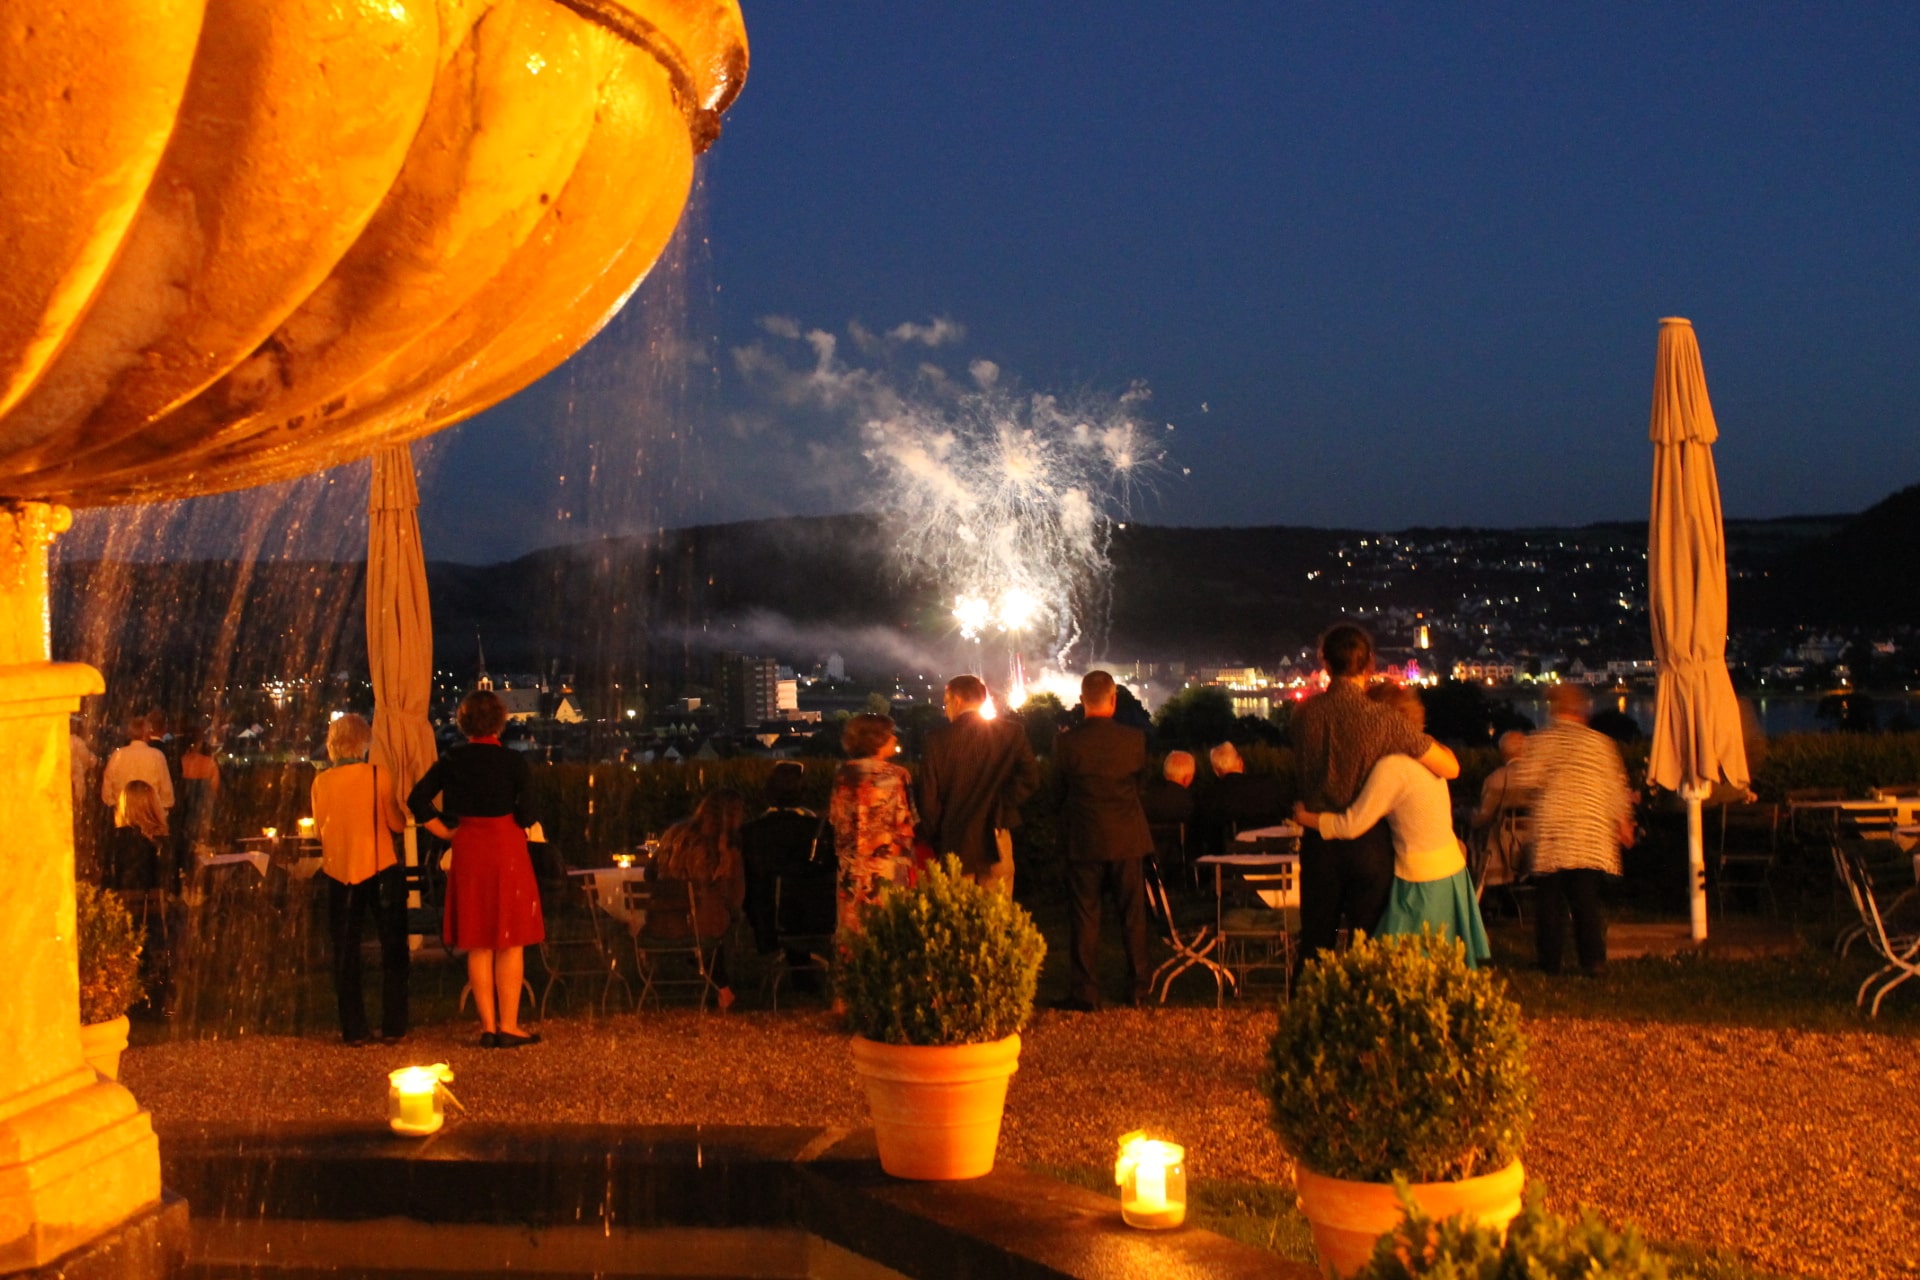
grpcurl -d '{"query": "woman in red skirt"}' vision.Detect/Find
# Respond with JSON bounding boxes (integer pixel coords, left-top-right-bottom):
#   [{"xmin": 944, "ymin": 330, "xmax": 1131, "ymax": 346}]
[{"xmin": 408, "ymin": 690, "xmax": 544, "ymax": 1047}]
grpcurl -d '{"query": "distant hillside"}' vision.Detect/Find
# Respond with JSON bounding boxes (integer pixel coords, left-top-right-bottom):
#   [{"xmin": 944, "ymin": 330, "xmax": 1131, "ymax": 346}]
[
  {"xmin": 1737, "ymin": 483, "xmax": 1920, "ymax": 626},
  {"xmin": 51, "ymin": 490, "xmax": 1903, "ymax": 713}
]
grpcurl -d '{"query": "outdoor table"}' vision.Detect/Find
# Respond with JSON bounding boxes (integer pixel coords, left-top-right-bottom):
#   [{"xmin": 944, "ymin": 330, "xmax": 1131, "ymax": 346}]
[
  {"xmin": 1198, "ymin": 834, "xmax": 1303, "ymax": 1002},
  {"xmin": 569, "ymin": 865, "xmax": 651, "ymax": 933},
  {"xmin": 1227, "ymin": 822, "xmax": 1304, "ymax": 906},
  {"xmin": 197, "ymin": 849, "xmax": 271, "ymax": 878}
]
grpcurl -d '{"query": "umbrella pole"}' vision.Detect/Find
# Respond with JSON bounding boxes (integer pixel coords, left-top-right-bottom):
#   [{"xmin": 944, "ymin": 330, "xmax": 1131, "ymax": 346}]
[{"xmin": 1684, "ymin": 784, "xmax": 1709, "ymax": 943}]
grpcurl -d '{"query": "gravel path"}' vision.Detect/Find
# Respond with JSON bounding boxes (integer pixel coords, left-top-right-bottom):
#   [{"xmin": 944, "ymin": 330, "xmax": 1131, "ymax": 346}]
[{"xmin": 123, "ymin": 1009, "xmax": 1919, "ymax": 1280}]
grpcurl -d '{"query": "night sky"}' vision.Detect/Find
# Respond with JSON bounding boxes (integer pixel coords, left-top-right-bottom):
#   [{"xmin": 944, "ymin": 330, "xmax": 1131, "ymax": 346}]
[{"xmin": 419, "ymin": 2, "xmax": 1919, "ymax": 563}]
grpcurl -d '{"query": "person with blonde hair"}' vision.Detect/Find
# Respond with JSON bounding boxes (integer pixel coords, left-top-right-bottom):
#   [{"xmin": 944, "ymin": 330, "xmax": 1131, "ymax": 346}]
[
  {"xmin": 1293, "ymin": 682, "xmax": 1490, "ymax": 966},
  {"xmin": 106, "ymin": 779, "xmax": 170, "ymax": 891},
  {"xmin": 409, "ymin": 690, "xmax": 544, "ymax": 1047},
  {"xmin": 311, "ymin": 712, "xmax": 410, "ymax": 1045},
  {"xmin": 102, "ymin": 713, "xmax": 174, "ymax": 833}
]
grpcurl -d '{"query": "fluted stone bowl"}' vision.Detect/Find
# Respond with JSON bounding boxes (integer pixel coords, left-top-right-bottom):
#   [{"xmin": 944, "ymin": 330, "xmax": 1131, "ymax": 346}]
[{"xmin": 0, "ymin": 0, "xmax": 746, "ymax": 507}]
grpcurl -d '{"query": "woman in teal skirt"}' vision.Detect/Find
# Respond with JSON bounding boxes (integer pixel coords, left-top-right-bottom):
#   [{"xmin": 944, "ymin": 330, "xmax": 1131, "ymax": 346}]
[{"xmin": 1292, "ymin": 682, "xmax": 1491, "ymax": 965}]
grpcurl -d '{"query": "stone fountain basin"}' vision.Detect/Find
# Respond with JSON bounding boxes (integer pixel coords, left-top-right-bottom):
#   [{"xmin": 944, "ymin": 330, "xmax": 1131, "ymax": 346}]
[{"xmin": 136, "ymin": 1123, "xmax": 1306, "ymax": 1279}]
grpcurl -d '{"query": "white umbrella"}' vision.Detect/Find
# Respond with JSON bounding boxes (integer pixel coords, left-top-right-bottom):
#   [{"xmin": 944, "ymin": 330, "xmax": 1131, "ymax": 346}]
[{"xmin": 1646, "ymin": 317, "xmax": 1750, "ymax": 942}]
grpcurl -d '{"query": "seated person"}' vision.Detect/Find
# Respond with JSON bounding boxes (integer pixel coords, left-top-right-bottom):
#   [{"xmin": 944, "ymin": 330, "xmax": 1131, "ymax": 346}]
[
  {"xmin": 1143, "ymin": 750, "xmax": 1197, "ymax": 827},
  {"xmin": 1471, "ymin": 731, "xmax": 1531, "ymax": 828},
  {"xmin": 740, "ymin": 761, "xmax": 835, "ymax": 955},
  {"xmin": 647, "ymin": 789, "xmax": 748, "ymax": 1009},
  {"xmin": 1201, "ymin": 742, "xmax": 1286, "ymax": 848},
  {"xmin": 1471, "ymin": 730, "xmax": 1533, "ymax": 883}
]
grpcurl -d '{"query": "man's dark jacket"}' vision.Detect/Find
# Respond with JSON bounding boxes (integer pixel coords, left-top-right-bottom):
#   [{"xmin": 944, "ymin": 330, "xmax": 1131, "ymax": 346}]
[
  {"xmin": 1141, "ymin": 776, "xmax": 1195, "ymax": 828},
  {"xmin": 1050, "ymin": 716, "xmax": 1153, "ymax": 863},
  {"xmin": 1202, "ymin": 772, "xmax": 1287, "ymax": 836},
  {"xmin": 916, "ymin": 710, "xmax": 1040, "ymax": 876}
]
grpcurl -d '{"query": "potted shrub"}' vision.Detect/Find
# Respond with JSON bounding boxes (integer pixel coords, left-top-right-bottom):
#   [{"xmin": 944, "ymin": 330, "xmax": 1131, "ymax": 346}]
[
  {"xmin": 76, "ymin": 883, "xmax": 146, "ymax": 1080},
  {"xmin": 839, "ymin": 855, "xmax": 1045, "ymax": 1180},
  {"xmin": 1355, "ymin": 1180, "xmax": 1671, "ymax": 1279},
  {"xmin": 1263, "ymin": 932, "xmax": 1533, "ymax": 1279}
]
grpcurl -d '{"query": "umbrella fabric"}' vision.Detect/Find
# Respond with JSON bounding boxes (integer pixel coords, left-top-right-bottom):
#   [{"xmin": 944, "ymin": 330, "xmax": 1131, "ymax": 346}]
[
  {"xmin": 368, "ymin": 444, "xmax": 439, "ymax": 808},
  {"xmin": 1647, "ymin": 317, "xmax": 1749, "ymax": 795}
]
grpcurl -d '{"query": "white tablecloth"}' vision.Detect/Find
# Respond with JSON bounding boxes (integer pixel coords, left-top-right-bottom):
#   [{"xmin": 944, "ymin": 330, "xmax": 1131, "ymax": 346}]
[
  {"xmin": 196, "ymin": 850, "xmax": 270, "ymax": 877},
  {"xmin": 570, "ymin": 866, "xmax": 651, "ymax": 932}
]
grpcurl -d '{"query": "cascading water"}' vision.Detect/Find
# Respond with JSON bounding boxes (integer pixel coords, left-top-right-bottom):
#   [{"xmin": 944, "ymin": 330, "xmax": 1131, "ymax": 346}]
[{"xmin": 50, "ymin": 193, "xmax": 717, "ymax": 1044}]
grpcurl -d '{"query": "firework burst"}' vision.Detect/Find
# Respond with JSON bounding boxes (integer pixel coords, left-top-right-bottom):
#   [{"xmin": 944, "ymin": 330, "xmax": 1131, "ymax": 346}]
[{"xmin": 864, "ymin": 370, "xmax": 1167, "ymax": 683}]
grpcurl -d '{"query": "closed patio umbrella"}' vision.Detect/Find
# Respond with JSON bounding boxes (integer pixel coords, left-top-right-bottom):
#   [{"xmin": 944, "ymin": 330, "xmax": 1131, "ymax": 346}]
[
  {"xmin": 368, "ymin": 443, "xmax": 439, "ymax": 886},
  {"xmin": 1646, "ymin": 317, "xmax": 1749, "ymax": 942}
]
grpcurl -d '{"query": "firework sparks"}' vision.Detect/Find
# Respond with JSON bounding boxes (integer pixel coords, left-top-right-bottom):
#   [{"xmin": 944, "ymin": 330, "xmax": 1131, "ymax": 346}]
[{"xmin": 867, "ymin": 373, "xmax": 1165, "ymax": 681}]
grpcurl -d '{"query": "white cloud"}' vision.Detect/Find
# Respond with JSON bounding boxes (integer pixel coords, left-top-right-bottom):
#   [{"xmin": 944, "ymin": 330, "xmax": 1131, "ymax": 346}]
[{"xmin": 887, "ymin": 317, "xmax": 965, "ymax": 348}]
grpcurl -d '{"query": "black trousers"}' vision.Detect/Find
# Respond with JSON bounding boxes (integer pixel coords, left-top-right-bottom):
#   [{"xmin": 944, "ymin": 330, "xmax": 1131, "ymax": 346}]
[
  {"xmin": 326, "ymin": 865, "xmax": 410, "ymax": 1042},
  {"xmin": 1535, "ymin": 868, "xmax": 1609, "ymax": 975},
  {"xmin": 1298, "ymin": 826, "xmax": 1396, "ymax": 963},
  {"xmin": 1067, "ymin": 857, "xmax": 1149, "ymax": 1006}
]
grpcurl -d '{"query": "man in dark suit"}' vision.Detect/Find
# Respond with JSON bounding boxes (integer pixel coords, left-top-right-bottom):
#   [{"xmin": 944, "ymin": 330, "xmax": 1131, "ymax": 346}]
[
  {"xmin": 1051, "ymin": 671, "xmax": 1154, "ymax": 1011},
  {"xmin": 917, "ymin": 674, "xmax": 1040, "ymax": 896}
]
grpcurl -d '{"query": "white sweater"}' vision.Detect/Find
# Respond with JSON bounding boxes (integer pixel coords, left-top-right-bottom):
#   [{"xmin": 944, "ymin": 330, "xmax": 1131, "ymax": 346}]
[{"xmin": 1316, "ymin": 754, "xmax": 1465, "ymax": 883}]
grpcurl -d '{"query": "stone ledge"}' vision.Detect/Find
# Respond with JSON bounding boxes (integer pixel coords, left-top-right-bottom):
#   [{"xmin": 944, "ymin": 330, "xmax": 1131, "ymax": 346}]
[
  {"xmin": 159, "ymin": 1122, "xmax": 1314, "ymax": 1279},
  {"xmin": 9, "ymin": 1192, "xmax": 186, "ymax": 1280}
]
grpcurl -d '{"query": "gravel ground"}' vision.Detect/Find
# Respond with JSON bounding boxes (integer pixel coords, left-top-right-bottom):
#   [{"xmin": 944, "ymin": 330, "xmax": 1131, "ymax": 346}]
[{"xmin": 123, "ymin": 1009, "xmax": 1919, "ymax": 1280}]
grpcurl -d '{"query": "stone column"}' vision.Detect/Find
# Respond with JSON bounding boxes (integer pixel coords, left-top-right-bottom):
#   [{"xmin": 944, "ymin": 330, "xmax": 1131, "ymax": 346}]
[{"xmin": 0, "ymin": 502, "xmax": 159, "ymax": 1271}]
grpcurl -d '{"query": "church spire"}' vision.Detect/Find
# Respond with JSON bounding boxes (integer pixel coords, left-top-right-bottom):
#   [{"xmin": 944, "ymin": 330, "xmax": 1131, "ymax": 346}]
[{"xmin": 475, "ymin": 633, "xmax": 493, "ymax": 692}]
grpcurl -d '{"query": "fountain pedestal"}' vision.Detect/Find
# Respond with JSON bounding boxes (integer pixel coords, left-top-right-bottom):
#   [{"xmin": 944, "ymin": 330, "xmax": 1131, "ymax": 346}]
[{"xmin": 0, "ymin": 504, "xmax": 161, "ymax": 1271}]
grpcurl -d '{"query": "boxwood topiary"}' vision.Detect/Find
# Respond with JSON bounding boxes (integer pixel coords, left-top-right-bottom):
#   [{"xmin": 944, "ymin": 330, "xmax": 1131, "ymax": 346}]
[
  {"xmin": 1356, "ymin": 1180, "xmax": 1671, "ymax": 1279},
  {"xmin": 1263, "ymin": 931, "xmax": 1532, "ymax": 1183},
  {"xmin": 839, "ymin": 854, "xmax": 1045, "ymax": 1046},
  {"xmin": 76, "ymin": 883, "xmax": 145, "ymax": 1026}
]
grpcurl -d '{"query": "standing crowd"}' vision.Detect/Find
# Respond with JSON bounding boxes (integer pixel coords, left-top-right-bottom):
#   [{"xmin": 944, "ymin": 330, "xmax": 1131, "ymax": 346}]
[{"xmin": 82, "ymin": 622, "xmax": 1638, "ymax": 1049}]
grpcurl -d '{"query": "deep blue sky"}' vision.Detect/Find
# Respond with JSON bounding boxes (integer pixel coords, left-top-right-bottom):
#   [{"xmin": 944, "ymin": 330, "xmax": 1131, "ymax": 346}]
[{"xmin": 422, "ymin": 2, "xmax": 1920, "ymax": 561}]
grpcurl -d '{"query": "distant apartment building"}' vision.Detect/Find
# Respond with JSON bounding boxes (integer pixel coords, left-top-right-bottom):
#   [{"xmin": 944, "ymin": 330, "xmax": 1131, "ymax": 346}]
[
  {"xmin": 718, "ymin": 652, "xmax": 780, "ymax": 729},
  {"xmin": 1194, "ymin": 666, "xmax": 1268, "ymax": 689}
]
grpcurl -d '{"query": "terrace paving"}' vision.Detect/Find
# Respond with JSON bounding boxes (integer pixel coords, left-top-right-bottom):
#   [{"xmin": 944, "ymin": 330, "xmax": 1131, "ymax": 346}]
[{"xmin": 124, "ymin": 1007, "xmax": 1918, "ymax": 1280}]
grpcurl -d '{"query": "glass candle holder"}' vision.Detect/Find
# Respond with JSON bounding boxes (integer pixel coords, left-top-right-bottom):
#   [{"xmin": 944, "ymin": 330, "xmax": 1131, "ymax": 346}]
[
  {"xmin": 1115, "ymin": 1131, "xmax": 1186, "ymax": 1229},
  {"xmin": 388, "ymin": 1064, "xmax": 455, "ymax": 1136}
]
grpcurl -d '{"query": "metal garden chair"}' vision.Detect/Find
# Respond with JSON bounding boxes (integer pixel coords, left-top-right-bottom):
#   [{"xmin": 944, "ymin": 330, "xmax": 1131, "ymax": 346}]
[{"xmin": 1831, "ymin": 838, "xmax": 1920, "ymax": 1017}]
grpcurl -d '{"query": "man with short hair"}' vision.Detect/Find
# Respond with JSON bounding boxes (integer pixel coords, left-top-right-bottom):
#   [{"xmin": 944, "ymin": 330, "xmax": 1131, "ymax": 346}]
[
  {"xmin": 101, "ymin": 713, "xmax": 175, "ymax": 828},
  {"xmin": 1142, "ymin": 750, "xmax": 1196, "ymax": 827},
  {"xmin": 1292, "ymin": 624, "xmax": 1459, "ymax": 961},
  {"xmin": 1051, "ymin": 671, "xmax": 1154, "ymax": 1010},
  {"xmin": 1508, "ymin": 685, "xmax": 1634, "ymax": 977},
  {"xmin": 917, "ymin": 674, "xmax": 1040, "ymax": 895}
]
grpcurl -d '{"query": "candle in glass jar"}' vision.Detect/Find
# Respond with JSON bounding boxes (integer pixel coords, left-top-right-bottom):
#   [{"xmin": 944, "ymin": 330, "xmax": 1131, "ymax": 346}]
[{"xmin": 1116, "ymin": 1132, "xmax": 1186, "ymax": 1229}]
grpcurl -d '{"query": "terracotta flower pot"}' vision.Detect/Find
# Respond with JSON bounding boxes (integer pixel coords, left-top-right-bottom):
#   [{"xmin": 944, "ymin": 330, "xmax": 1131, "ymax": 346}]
[
  {"xmin": 850, "ymin": 1033, "xmax": 1021, "ymax": 1180},
  {"xmin": 79, "ymin": 1014, "xmax": 131, "ymax": 1081},
  {"xmin": 1293, "ymin": 1158, "xmax": 1525, "ymax": 1279}
]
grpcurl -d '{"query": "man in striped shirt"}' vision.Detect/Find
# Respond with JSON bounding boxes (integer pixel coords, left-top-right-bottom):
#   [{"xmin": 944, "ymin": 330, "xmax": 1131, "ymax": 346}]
[{"xmin": 1509, "ymin": 684, "xmax": 1636, "ymax": 977}]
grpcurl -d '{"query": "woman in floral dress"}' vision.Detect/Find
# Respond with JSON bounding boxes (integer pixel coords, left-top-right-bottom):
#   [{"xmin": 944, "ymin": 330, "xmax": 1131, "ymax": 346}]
[{"xmin": 829, "ymin": 712, "xmax": 917, "ymax": 942}]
